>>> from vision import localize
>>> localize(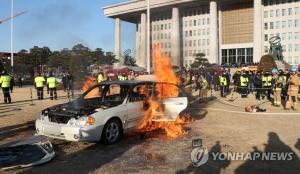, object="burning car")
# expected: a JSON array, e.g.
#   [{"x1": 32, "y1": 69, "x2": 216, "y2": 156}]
[{"x1": 35, "y1": 80, "x2": 188, "y2": 144}]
